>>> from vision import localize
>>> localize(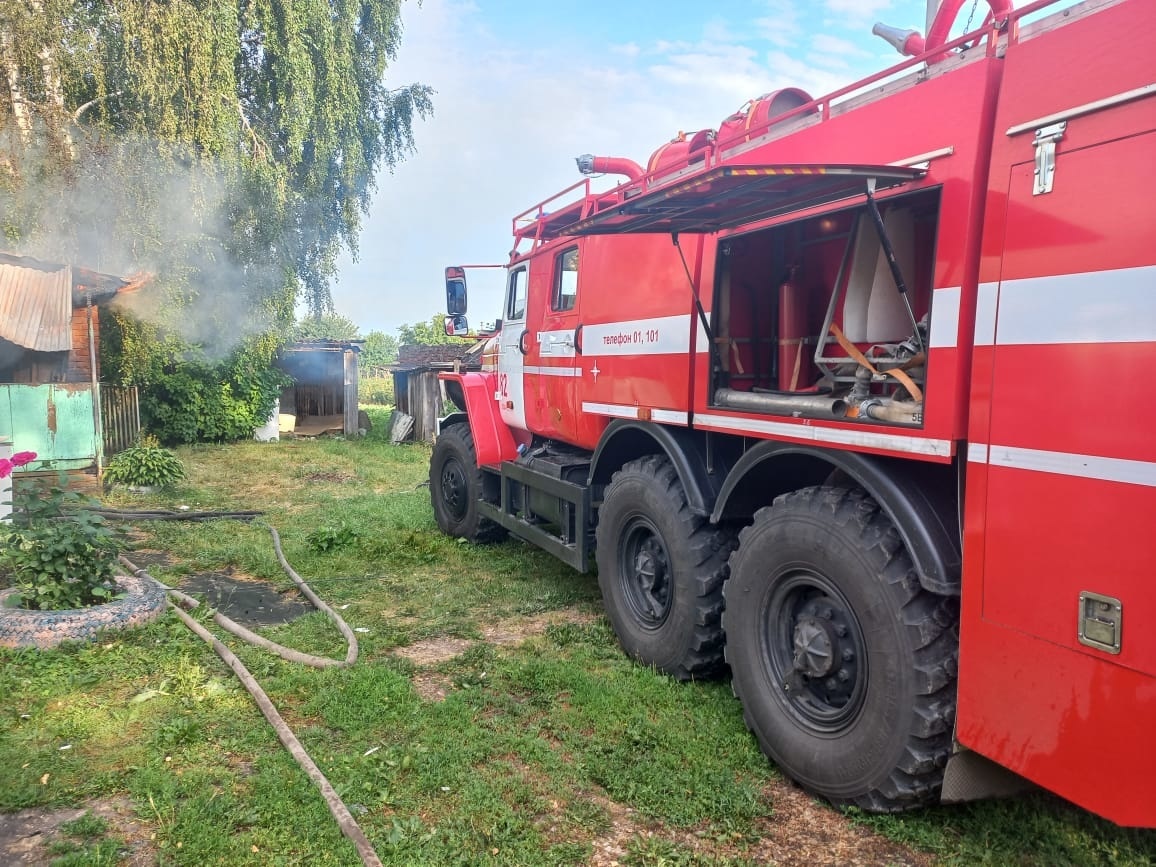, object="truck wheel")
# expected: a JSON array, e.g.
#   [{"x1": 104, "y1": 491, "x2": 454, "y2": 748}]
[
  {"x1": 430, "y1": 424, "x2": 506, "y2": 543},
  {"x1": 723, "y1": 486, "x2": 957, "y2": 811},
  {"x1": 595, "y1": 455, "x2": 735, "y2": 680}
]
